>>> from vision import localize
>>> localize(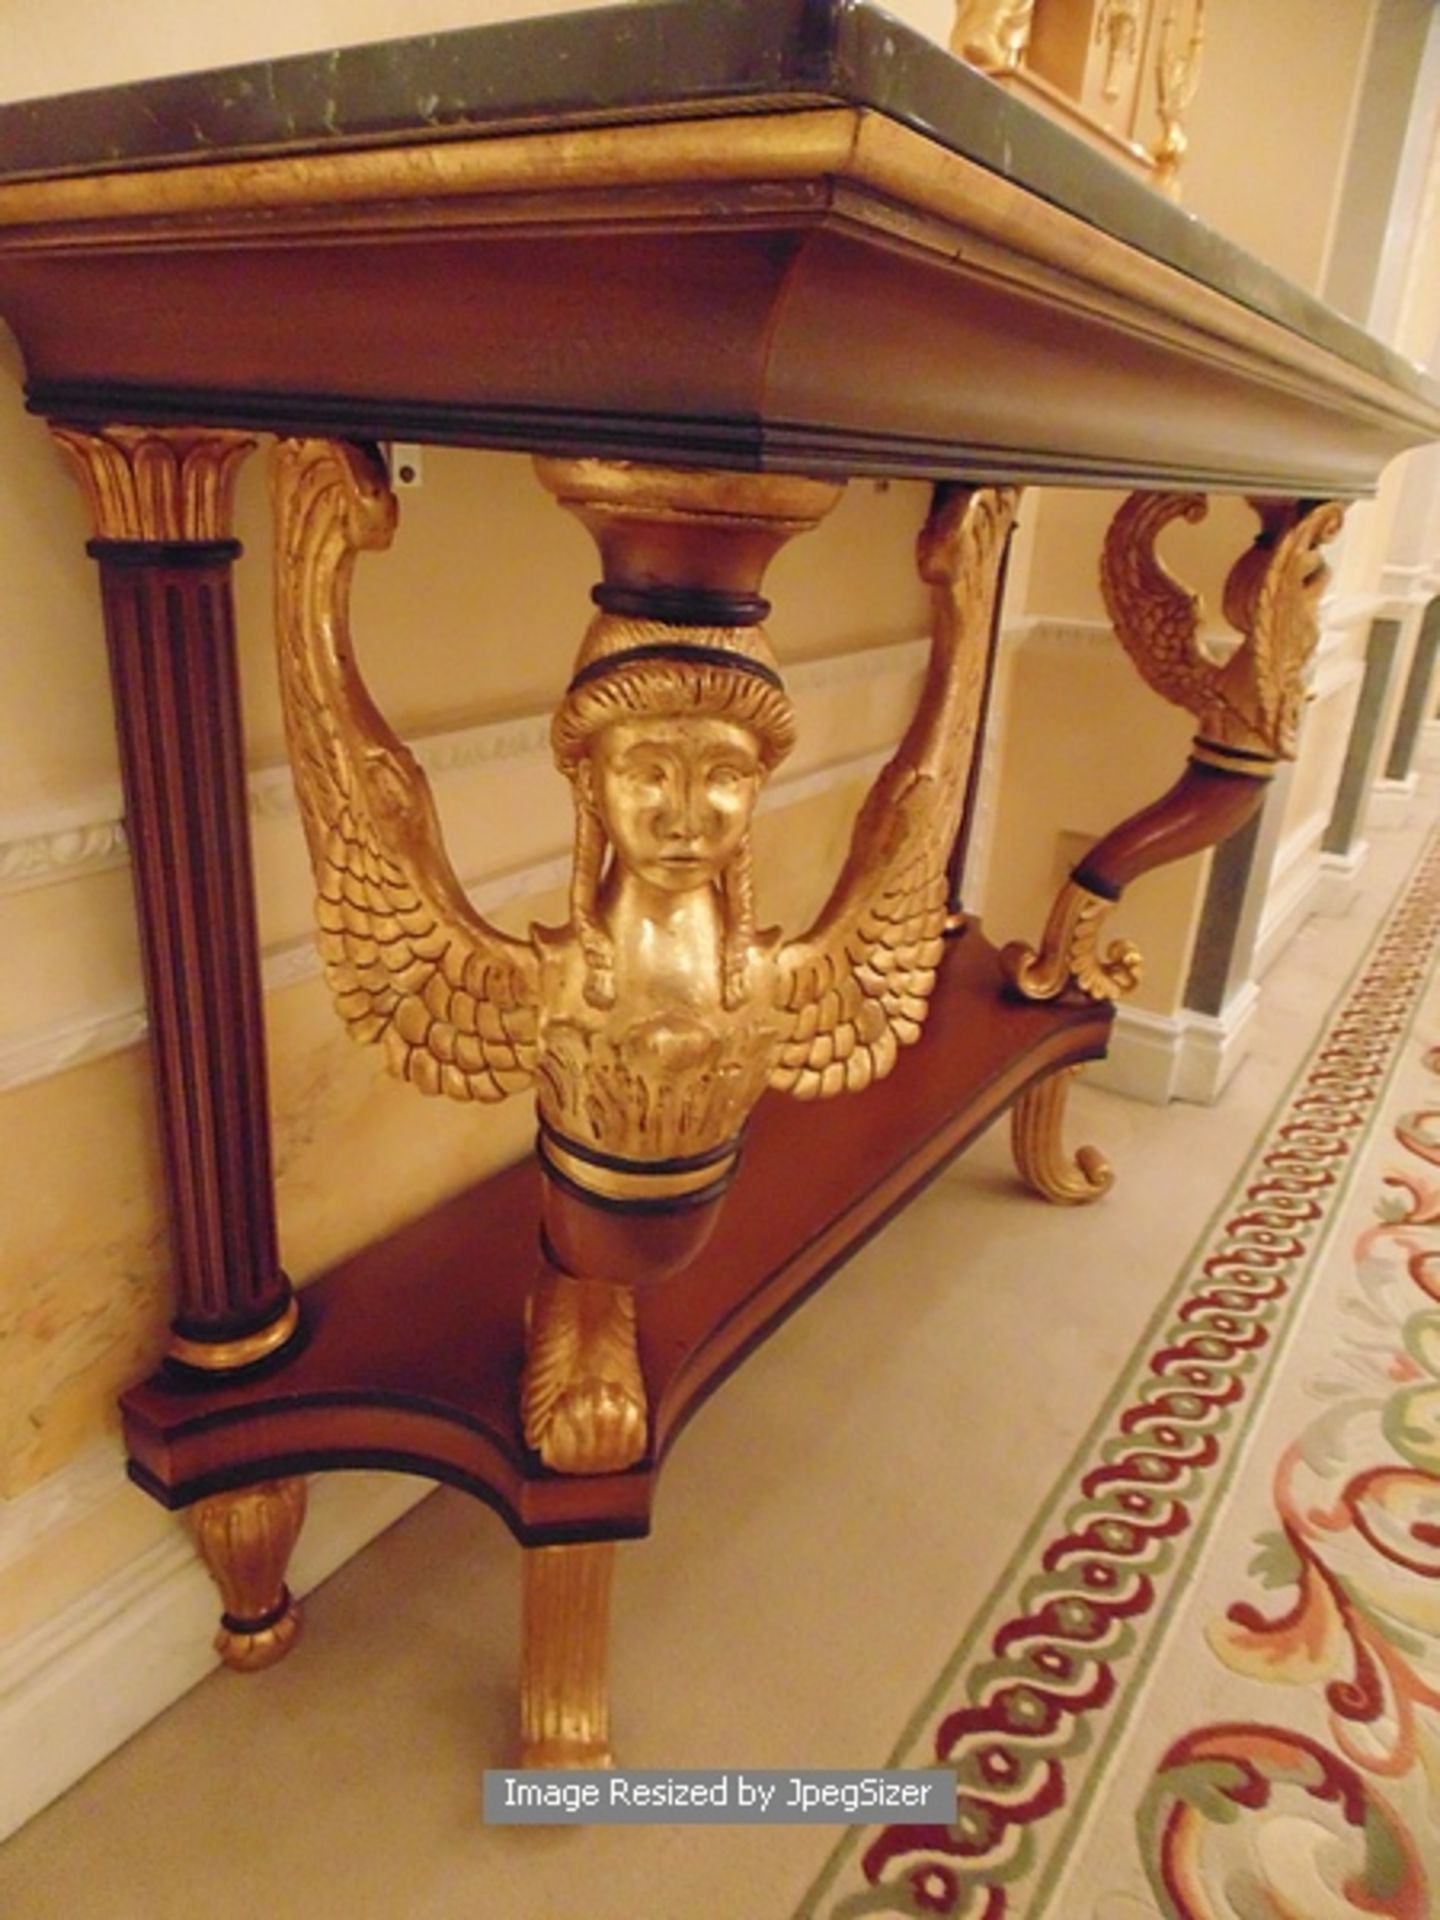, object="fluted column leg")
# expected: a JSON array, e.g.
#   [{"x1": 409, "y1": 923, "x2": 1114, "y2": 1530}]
[{"x1": 51, "y1": 425, "x2": 300, "y2": 1373}]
